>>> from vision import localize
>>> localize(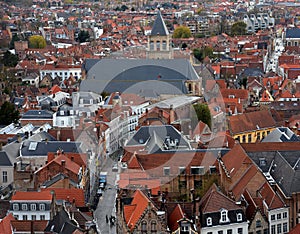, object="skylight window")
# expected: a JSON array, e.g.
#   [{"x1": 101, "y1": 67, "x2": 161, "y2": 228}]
[{"x1": 29, "y1": 142, "x2": 38, "y2": 151}]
